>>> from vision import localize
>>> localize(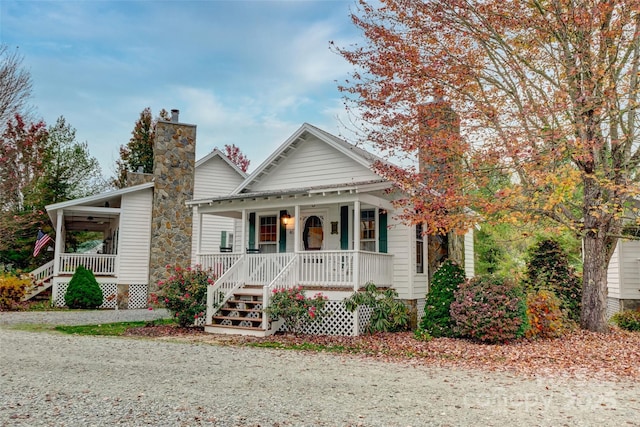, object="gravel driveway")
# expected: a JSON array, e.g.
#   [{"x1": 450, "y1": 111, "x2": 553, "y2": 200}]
[{"x1": 0, "y1": 310, "x2": 639, "y2": 426}]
